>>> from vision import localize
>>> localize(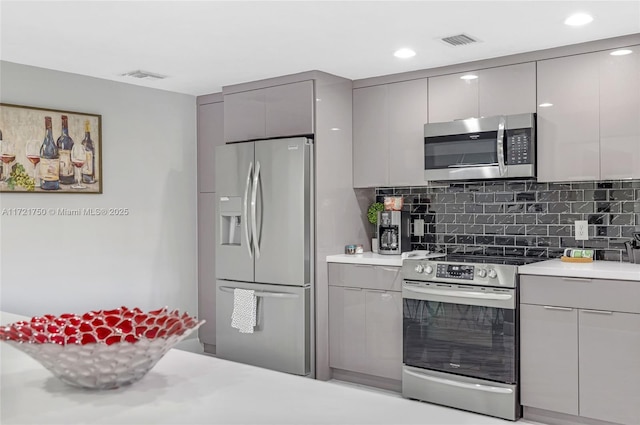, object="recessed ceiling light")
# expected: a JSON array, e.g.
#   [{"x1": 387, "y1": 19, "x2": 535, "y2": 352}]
[
  {"x1": 330, "y1": 128, "x2": 341, "y2": 131},
  {"x1": 564, "y1": 13, "x2": 593, "y2": 26},
  {"x1": 610, "y1": 49, "x2": 633, "y2": 56},
  {"x1": 460, "y1": 74, "x2": 478, "y2": 80},
  {"x1": 539, "y1": 103, "x2": 554, "y2": 108},
  {"x1": 394, "y1": 48, "x2": 416, "y2": 59}
]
